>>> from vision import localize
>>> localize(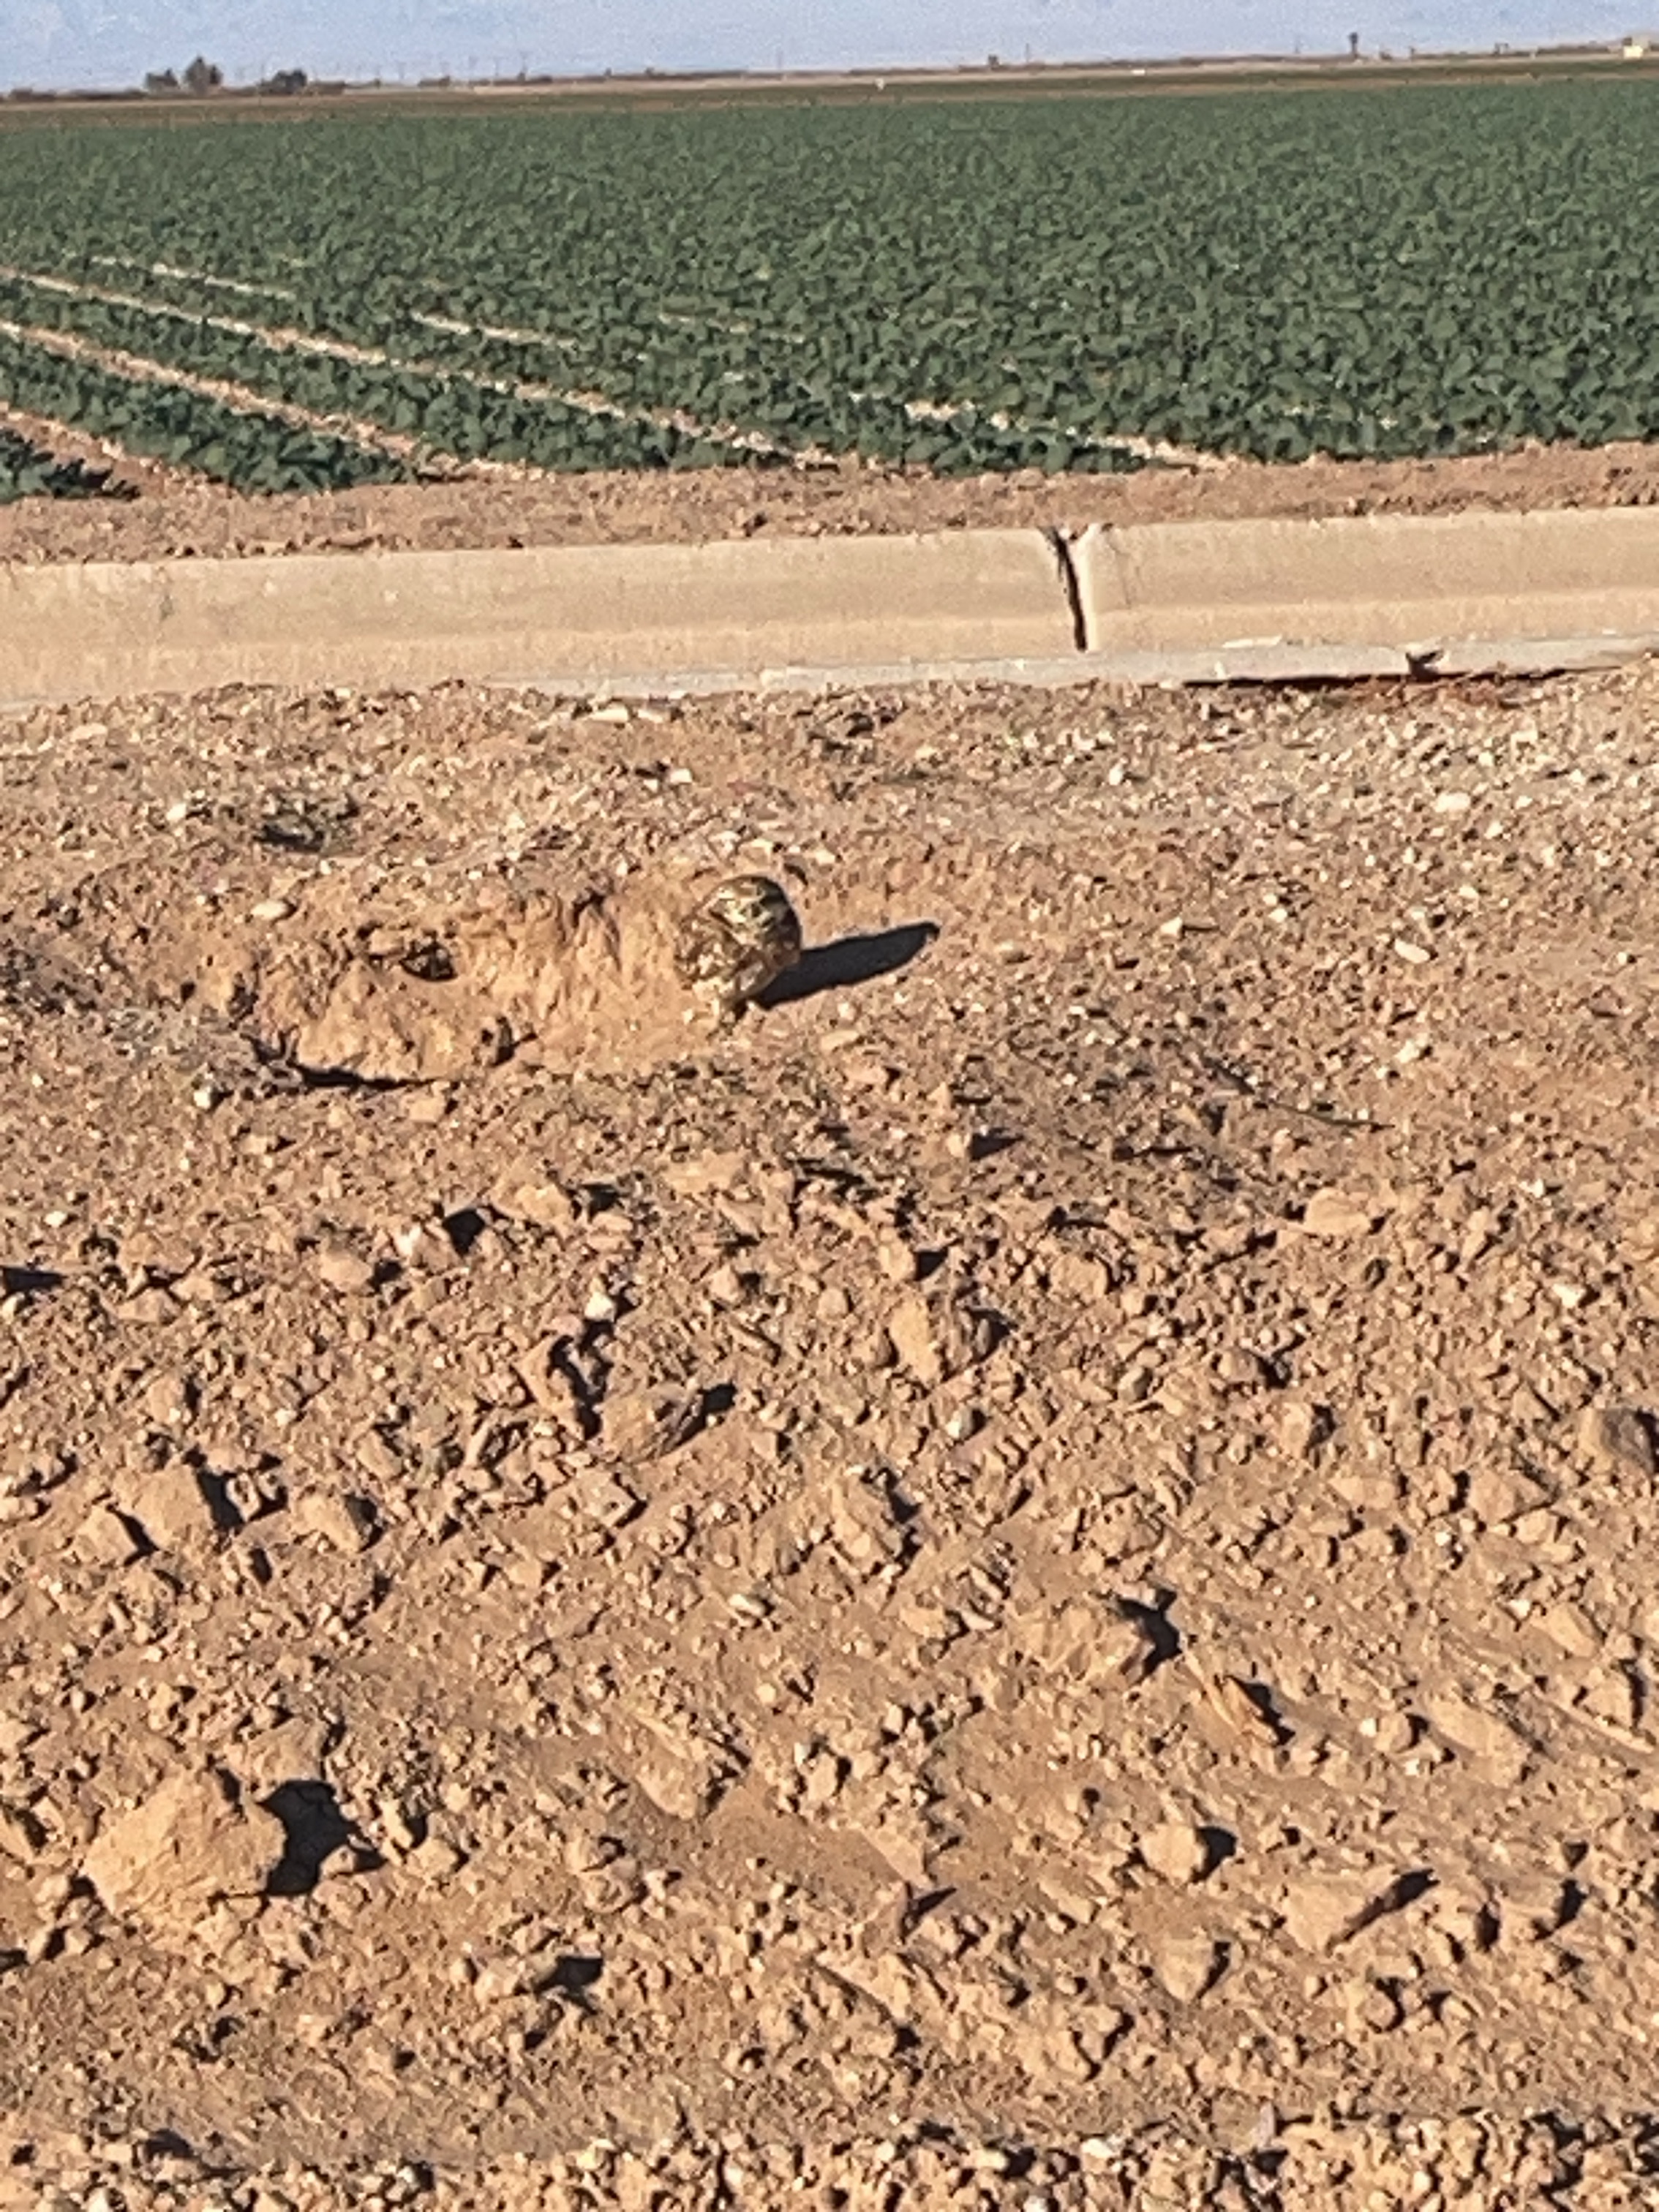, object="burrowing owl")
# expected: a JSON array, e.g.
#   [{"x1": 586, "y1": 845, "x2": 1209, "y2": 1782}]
[{"x1": 673, "y1": 875, "x2": 803, "y2": 1028}]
